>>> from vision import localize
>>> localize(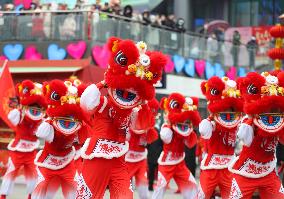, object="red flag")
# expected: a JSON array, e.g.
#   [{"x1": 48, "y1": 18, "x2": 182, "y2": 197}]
[{"x1": 0, "y1": 60, "x2": 16, "y2": 130}]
